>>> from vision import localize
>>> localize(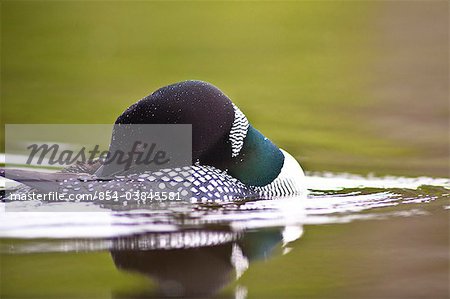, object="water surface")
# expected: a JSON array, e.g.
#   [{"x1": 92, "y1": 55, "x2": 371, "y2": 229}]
[{"x1": 1, "y1": 171, "x2": 448, "y2": 298}]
